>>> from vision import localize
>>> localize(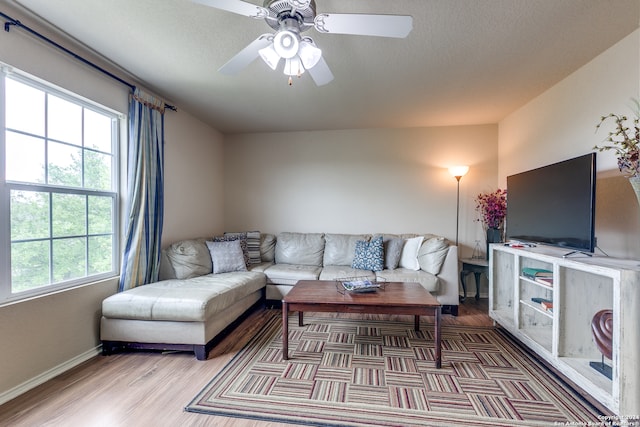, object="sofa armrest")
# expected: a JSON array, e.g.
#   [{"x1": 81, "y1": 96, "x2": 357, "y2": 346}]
[{"x1": 436, "y1": 245, "x2": 459, "y2": 306}]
